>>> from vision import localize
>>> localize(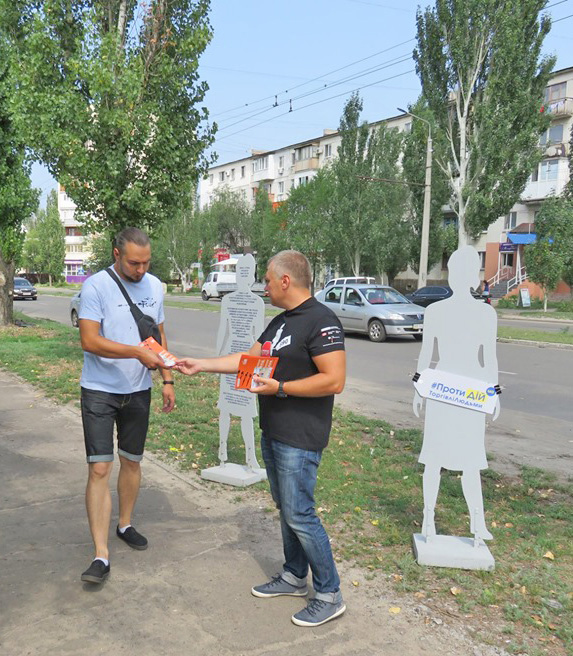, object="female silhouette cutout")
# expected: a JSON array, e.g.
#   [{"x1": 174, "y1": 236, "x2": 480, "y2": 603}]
[
  {"x1": 413, "y1": 246, "x2": 500, "y2": 541},
  {"x1": 216, "y1": 254, "x2": 265, "y2": 470}
]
